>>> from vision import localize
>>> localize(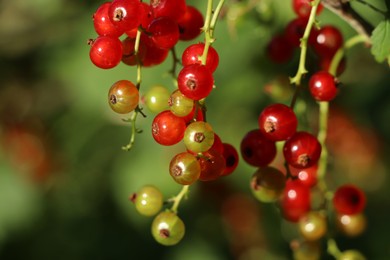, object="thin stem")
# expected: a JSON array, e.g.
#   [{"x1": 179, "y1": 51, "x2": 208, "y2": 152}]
[
  {"x1": 171, "y1": 185, "x2": 190, "y2": 213},
  {"x1": 327, "y1": 238, "x2": 342, "y2": 258},
  {"x1": 122, "y1": 29, "x2": 145, "y2": 151},
  {"x1": 169, "y1": 47, "x2": 180, "y2": 85},
  {"x1": 317, "y1": 102, "x2": 329, "y2": 180},
  {"x1": 290, "y1": 0, "x2": 321, "y2": 86}
]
